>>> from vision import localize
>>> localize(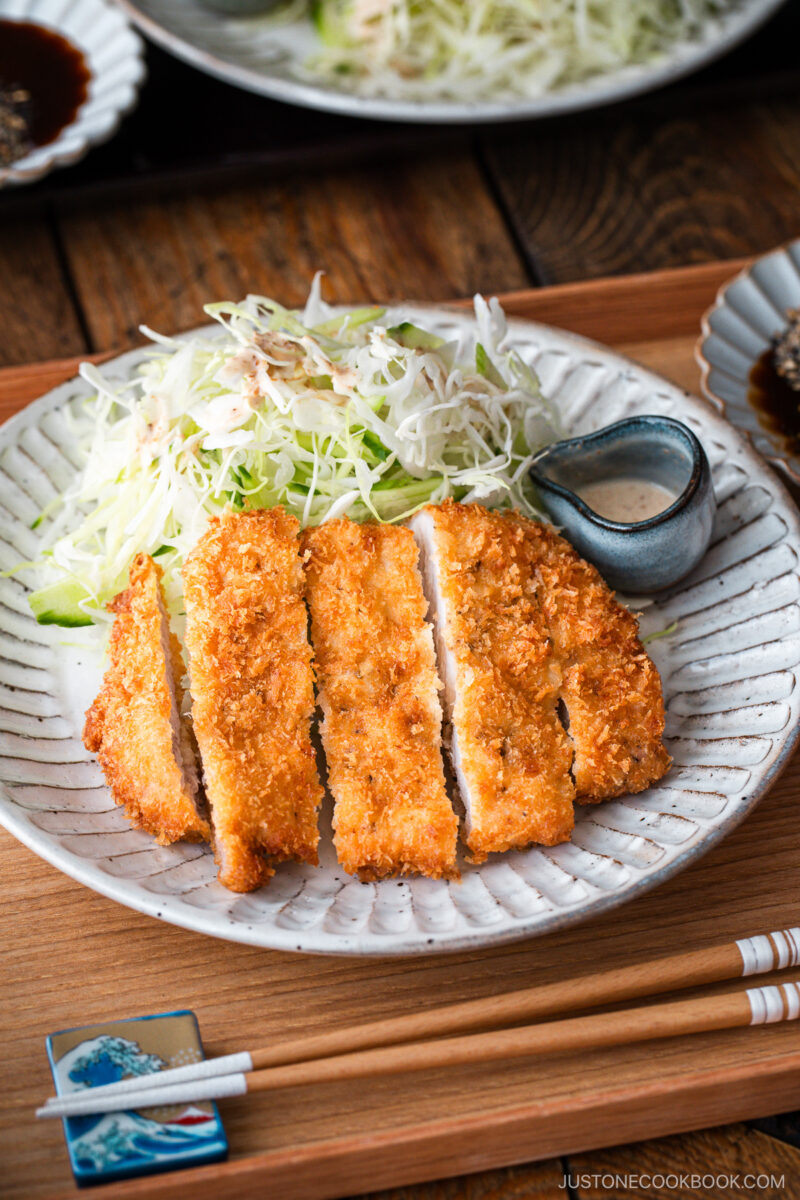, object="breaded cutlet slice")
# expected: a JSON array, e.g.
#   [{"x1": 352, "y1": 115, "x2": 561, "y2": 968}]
[
  {"x1": 410, "y1": 501, "x2": 575, "y2": 862},
  {"x1": 522, "y1": 516, "x2": 671, "y2": 801},
  {"x1": 182, "y1": 509, "x2": 322, "y2": 892},
  {"x1": 301, "y1": 519, "x2": 458, "y2": 881},
  {"x1": 84, "y1": 554, "x2": 209, "y2": 845}
]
